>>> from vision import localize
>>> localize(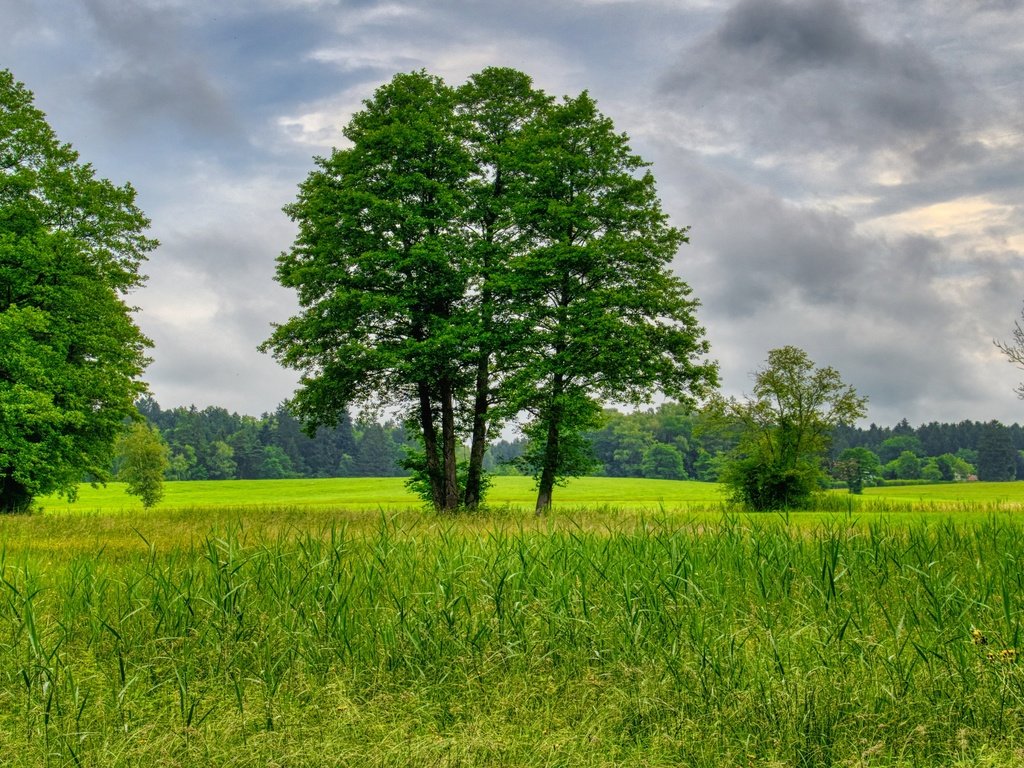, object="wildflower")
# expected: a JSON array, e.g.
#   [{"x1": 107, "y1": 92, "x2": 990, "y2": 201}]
[
  {"x1": 971, "y1": 627, "x2": 988, "y2": 645},
  {"x1": 985, "y1": 648, "x2": 1018, "y2": 663}
]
